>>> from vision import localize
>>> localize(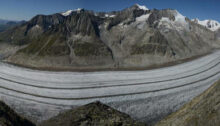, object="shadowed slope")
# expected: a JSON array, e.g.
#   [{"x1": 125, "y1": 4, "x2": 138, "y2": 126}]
[{"x1": 0, "y1": 101, "x2": 35, "y2": 126}]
